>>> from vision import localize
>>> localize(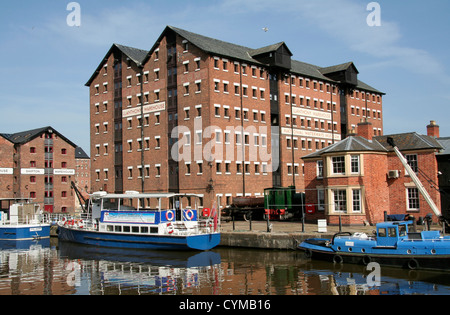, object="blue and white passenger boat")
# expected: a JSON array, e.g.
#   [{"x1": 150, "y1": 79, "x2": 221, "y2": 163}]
[
  {"x1": 299, "y1": 220, "x2": 450, "y2": 271},
  {"x1": 0, "y1": 199, "x2": 51, "y2": 241},
  {"x1": 57, "y1": 192, "x2": 221, "y2": 251}
]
